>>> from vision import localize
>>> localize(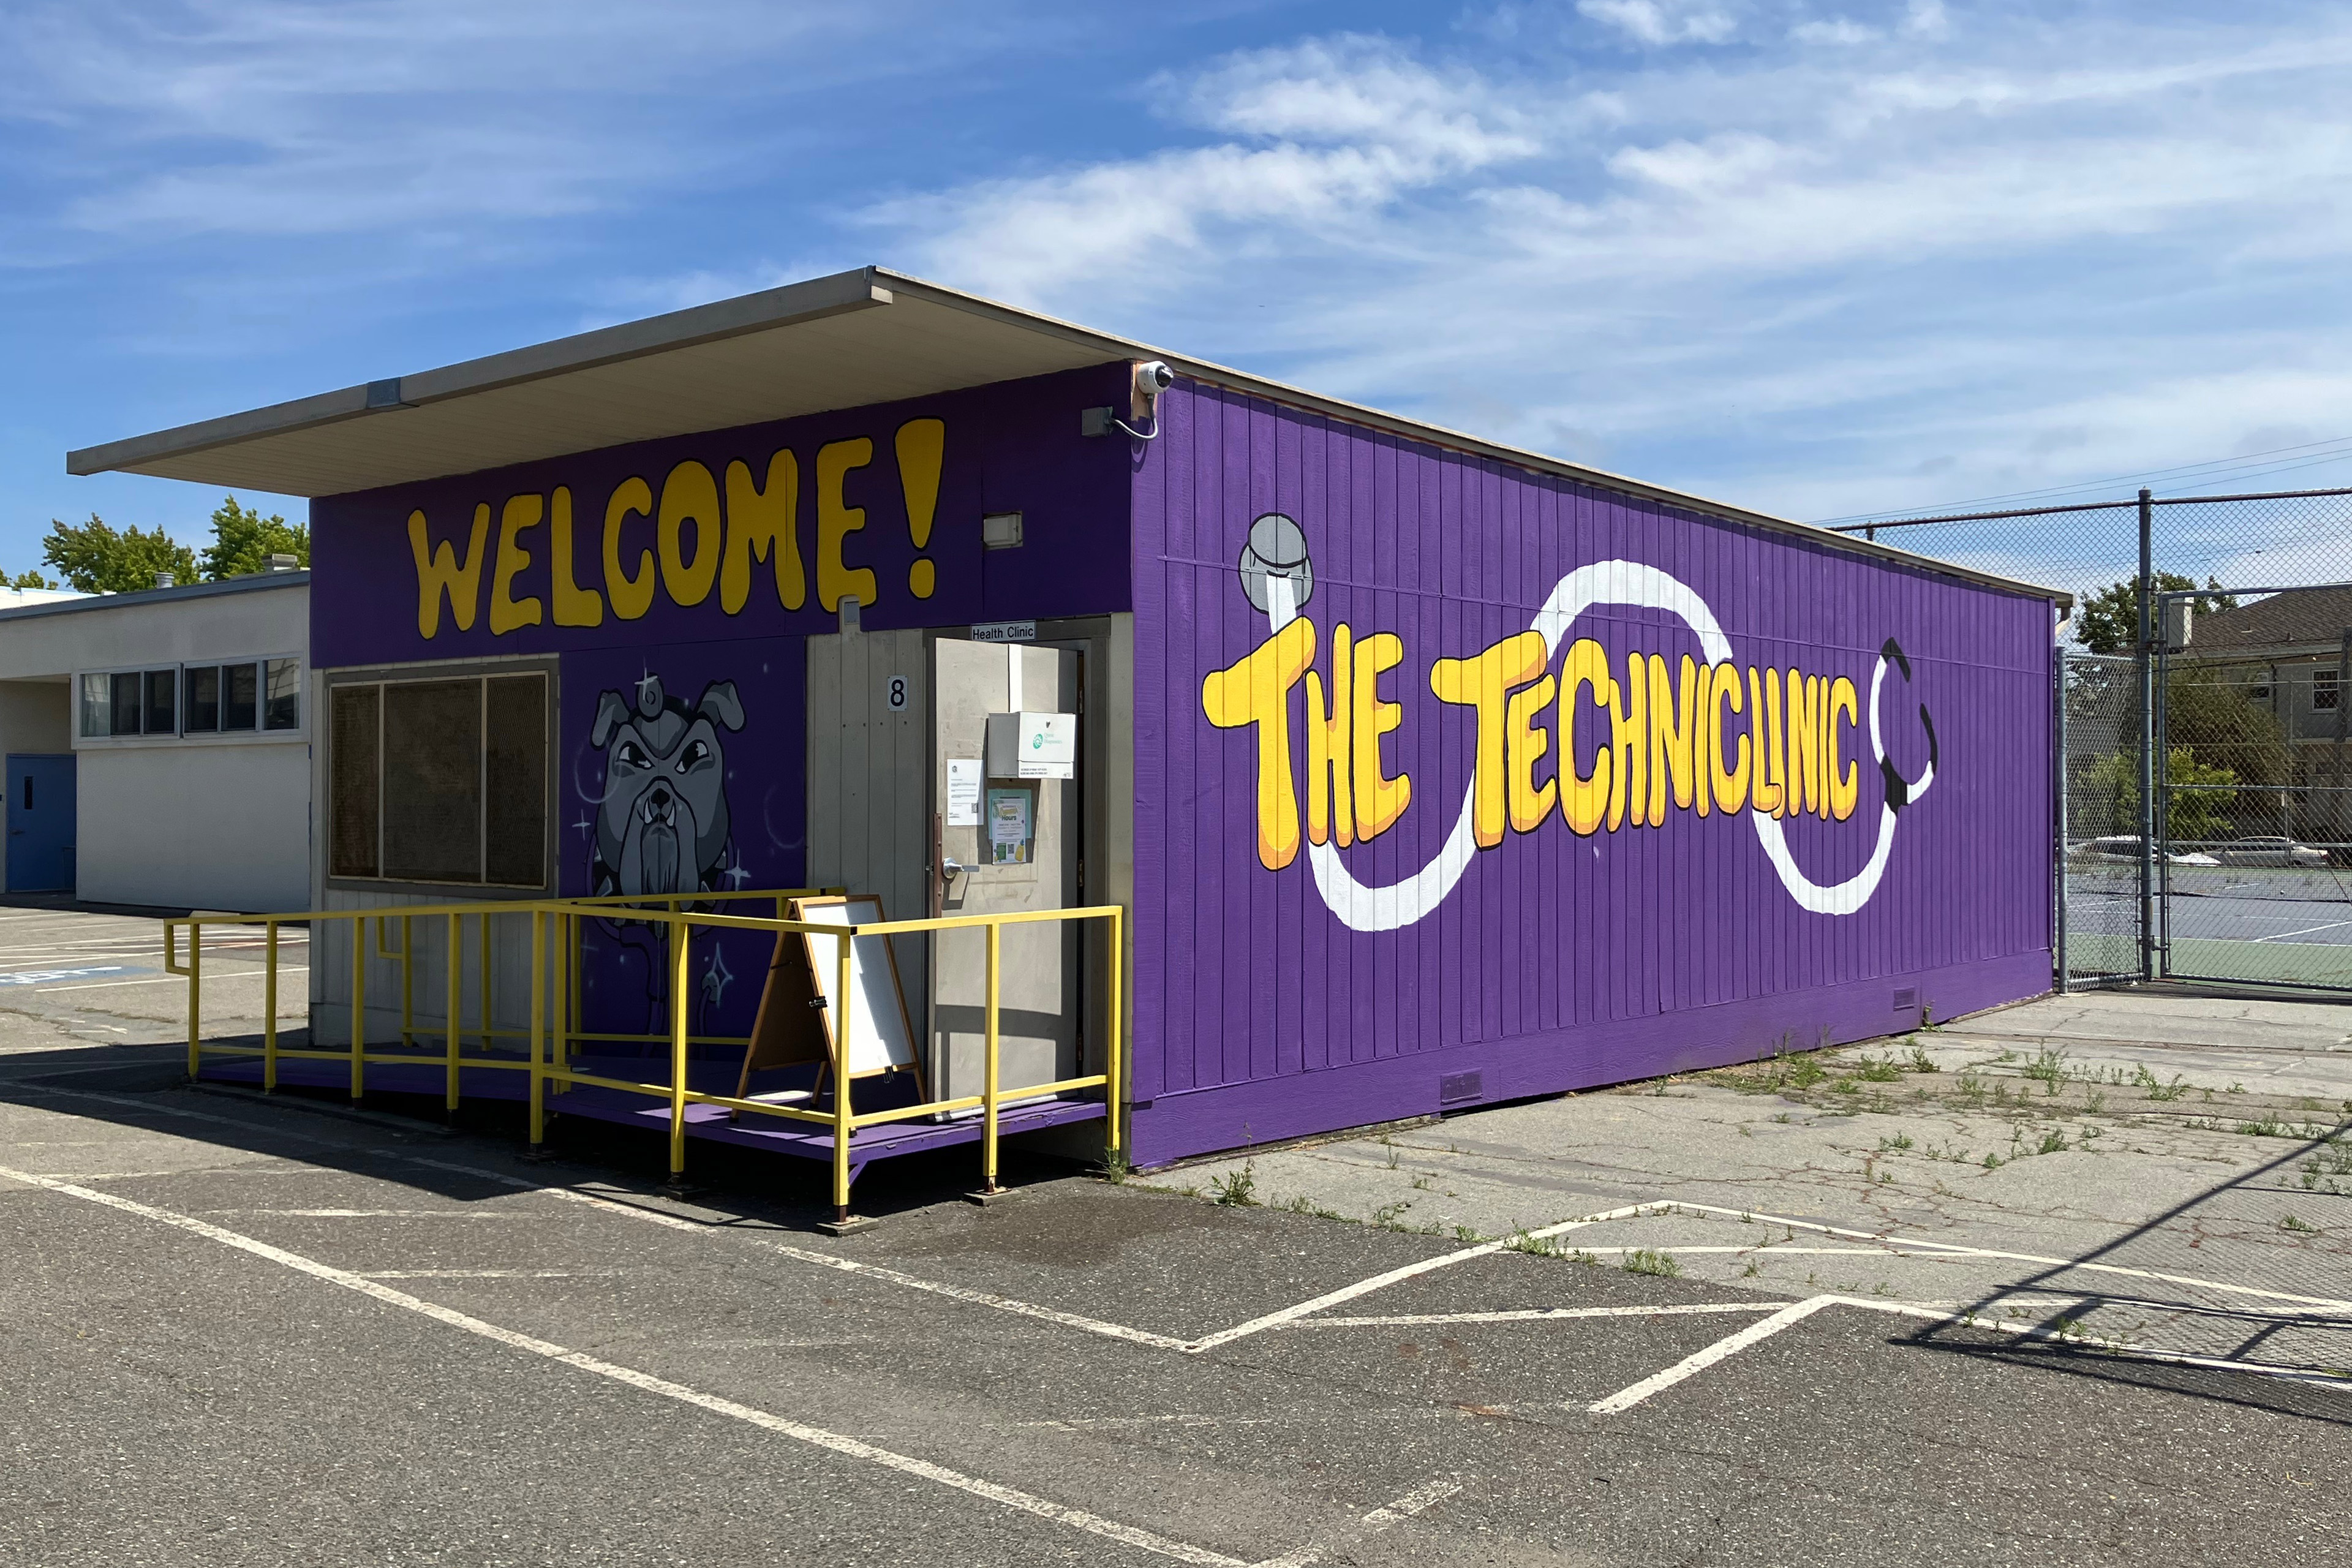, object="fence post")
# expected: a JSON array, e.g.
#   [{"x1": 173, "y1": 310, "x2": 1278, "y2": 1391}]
[
  {"x1": 185, "y1": 921, "x2": 201, "y2": 1080},
  {"x1": 263, "y1": 921, "x2": 279, "y2": 1091},
  {"x1": 2054, "y1": 650, "x2": 2068, "y2": 991},
  {"x1": 2136, "y1": 486, "x2": 2156, "y2": 984},
  {"x1": 666, "y1": 918, "x2": 689, "y2": 1190},
  {"x1": 445, "y1": 913, "x2": 462, "y2": 1114},
  {"x1": 350, "y1": 914, "x2": 366, "y2": 1100},
  {"x1": 529, "y1": 910, "x2": 546, "y2": 1151},
  {"x1": 832, "y1": 923, "x2": 854, "y2": 1224},
  {"x1": 982, "y1": 920, "x2": 1001, "y2": 1196}
]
